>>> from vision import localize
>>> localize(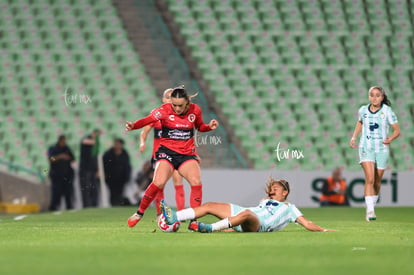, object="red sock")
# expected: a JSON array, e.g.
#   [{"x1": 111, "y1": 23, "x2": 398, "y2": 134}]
[
  {"x1": 190, "y1": 185, "x2": 202, "y2": 208},
  {"x1": 154, "y1": 189, "x2": 165, "y2": 215},
  {"x1": 138, "y1": 183, "x2": 162, "y2": 214},
  {"x1": 174, "y1": 185, "x2": 185, "y2": 210}
]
